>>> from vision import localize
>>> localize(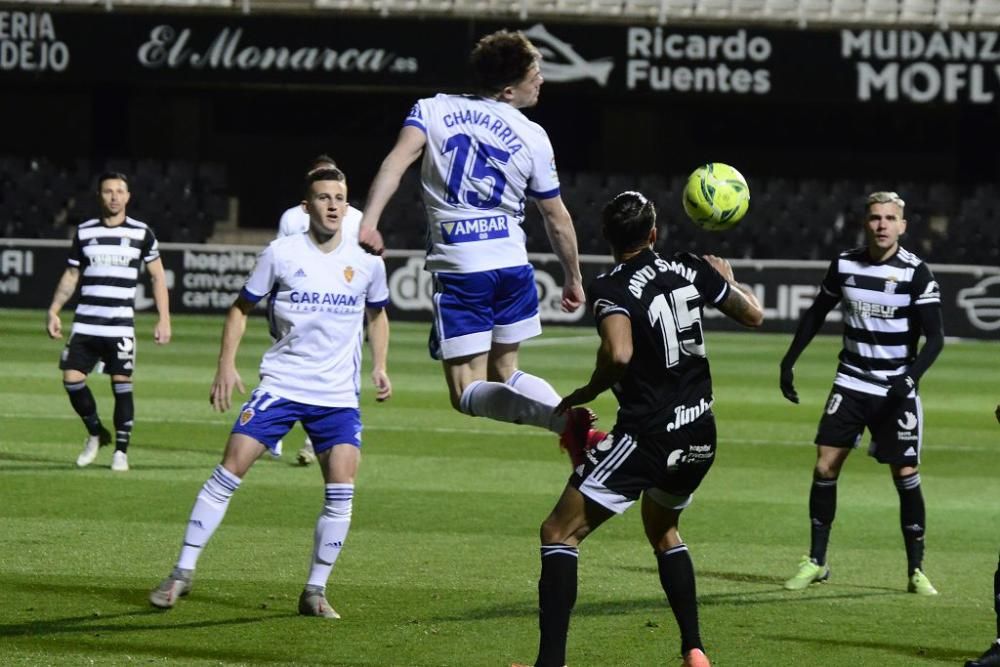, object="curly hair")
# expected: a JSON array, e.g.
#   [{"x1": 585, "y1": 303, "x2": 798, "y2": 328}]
[{"x1": 469, "y1": 30, "x2": 540, "y2": 95}]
